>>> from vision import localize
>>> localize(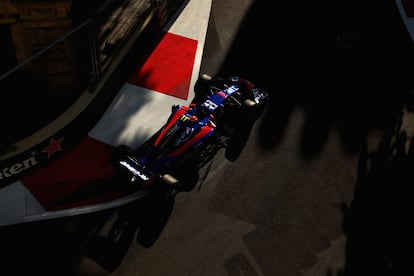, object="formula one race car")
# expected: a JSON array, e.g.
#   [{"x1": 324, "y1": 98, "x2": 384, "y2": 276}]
[{"x1": 111, "y1": 73, "x2": 269, "y2": 194}]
